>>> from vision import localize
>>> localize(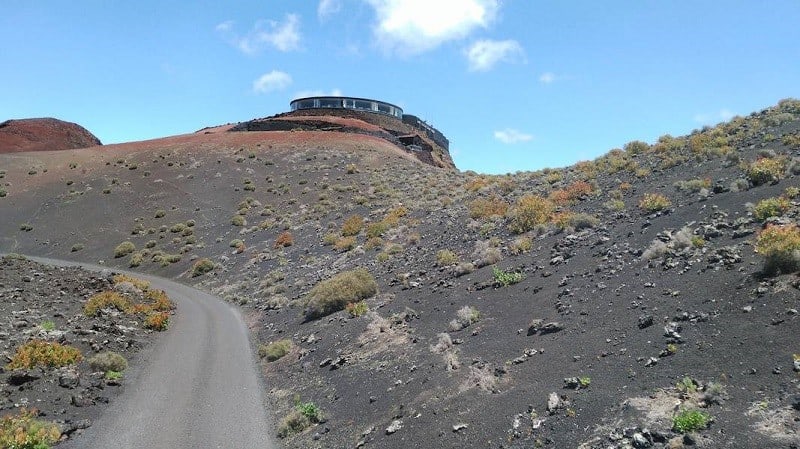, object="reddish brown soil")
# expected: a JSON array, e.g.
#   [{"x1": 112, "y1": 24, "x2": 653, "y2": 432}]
[{"x1": 0, "y1": 118, "x2": 101, "y2": 153}]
